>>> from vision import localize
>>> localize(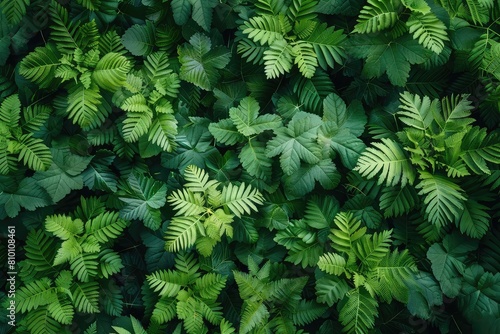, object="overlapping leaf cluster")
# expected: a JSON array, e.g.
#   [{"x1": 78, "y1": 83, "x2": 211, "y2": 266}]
[{"x1": 0, "y1": 0, "x2": 499, "y2": 333}]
